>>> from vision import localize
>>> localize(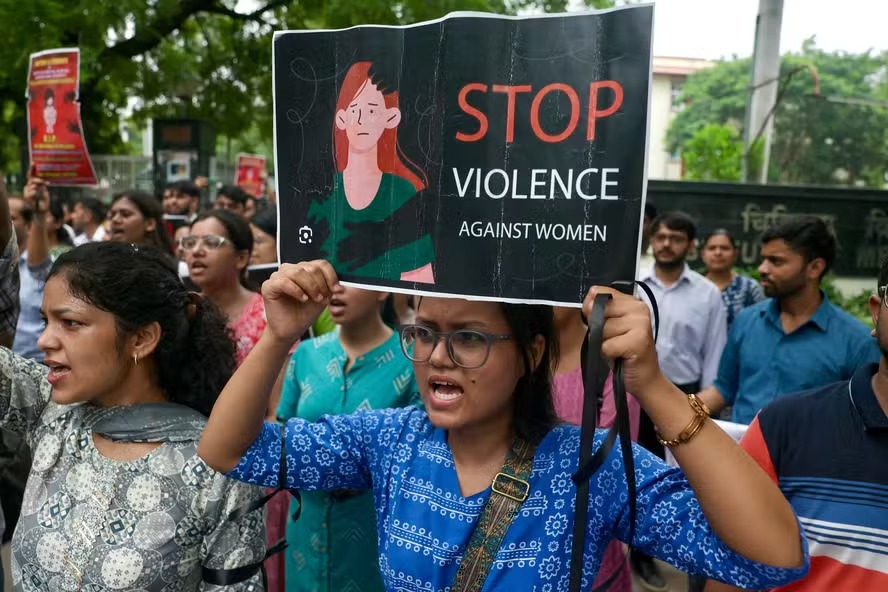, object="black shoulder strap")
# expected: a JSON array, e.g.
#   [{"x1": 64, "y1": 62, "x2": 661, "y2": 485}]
[
  {"x1": 203, "y1": 422, "x2": 301, "y2": 586},
  {"x1": 568, "y1": 281, "x2": 659, "y2": 592}
]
